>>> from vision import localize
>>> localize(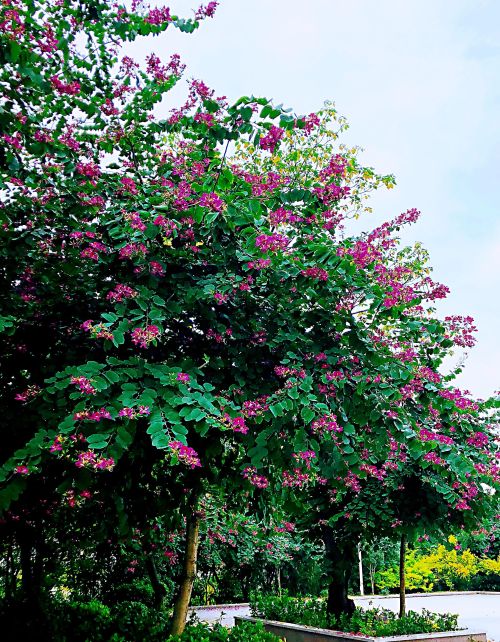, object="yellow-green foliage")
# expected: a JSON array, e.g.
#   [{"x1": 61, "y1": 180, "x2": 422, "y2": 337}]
[{"x1": 374, "y1": 536, "x2": 500, "y2": 593}]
